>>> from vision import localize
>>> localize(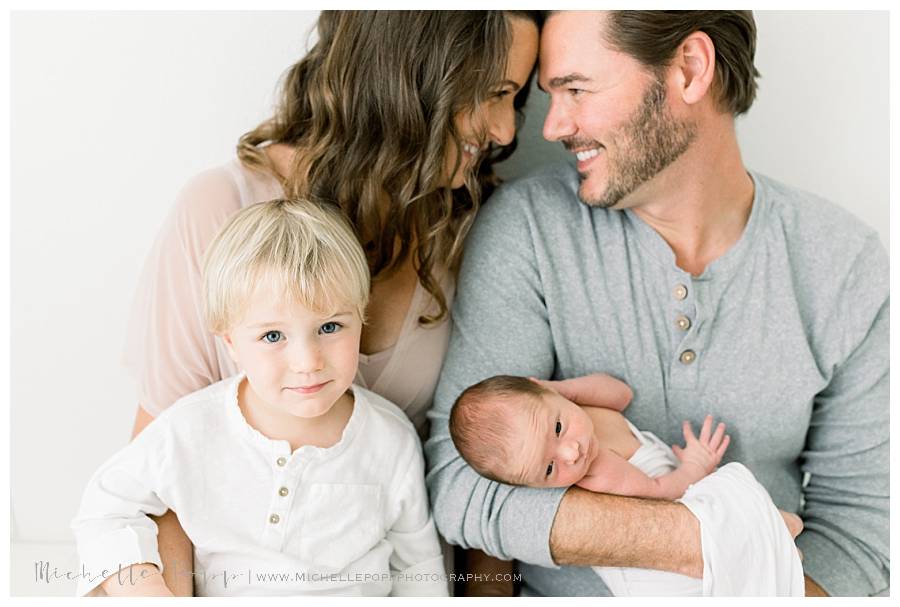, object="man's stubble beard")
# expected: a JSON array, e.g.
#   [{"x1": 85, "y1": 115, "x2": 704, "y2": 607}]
[{"x1": 578, "y1": 76, "x2": 698, "y2": 209}]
